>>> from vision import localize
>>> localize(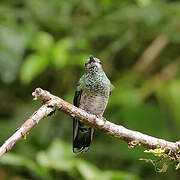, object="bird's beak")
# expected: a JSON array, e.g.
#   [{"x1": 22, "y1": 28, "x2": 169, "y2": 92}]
[{"x1": 89, "y1": 55, "x2": 95, "y2": 63}]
